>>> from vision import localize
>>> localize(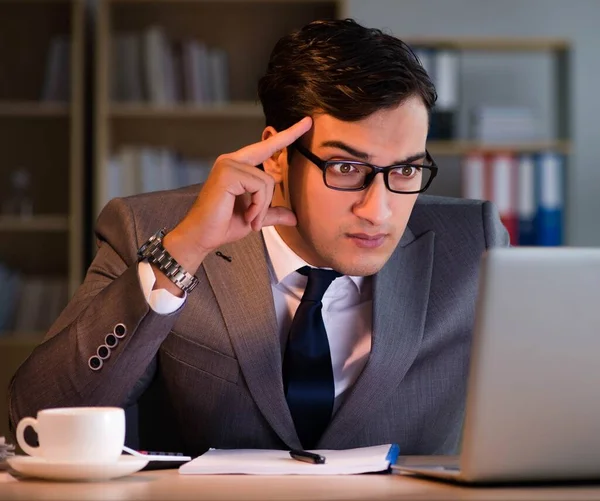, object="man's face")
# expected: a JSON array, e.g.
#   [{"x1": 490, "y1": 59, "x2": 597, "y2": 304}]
[{"x1": 265, "y1": 96, "x2": 429, "y2": 276}]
